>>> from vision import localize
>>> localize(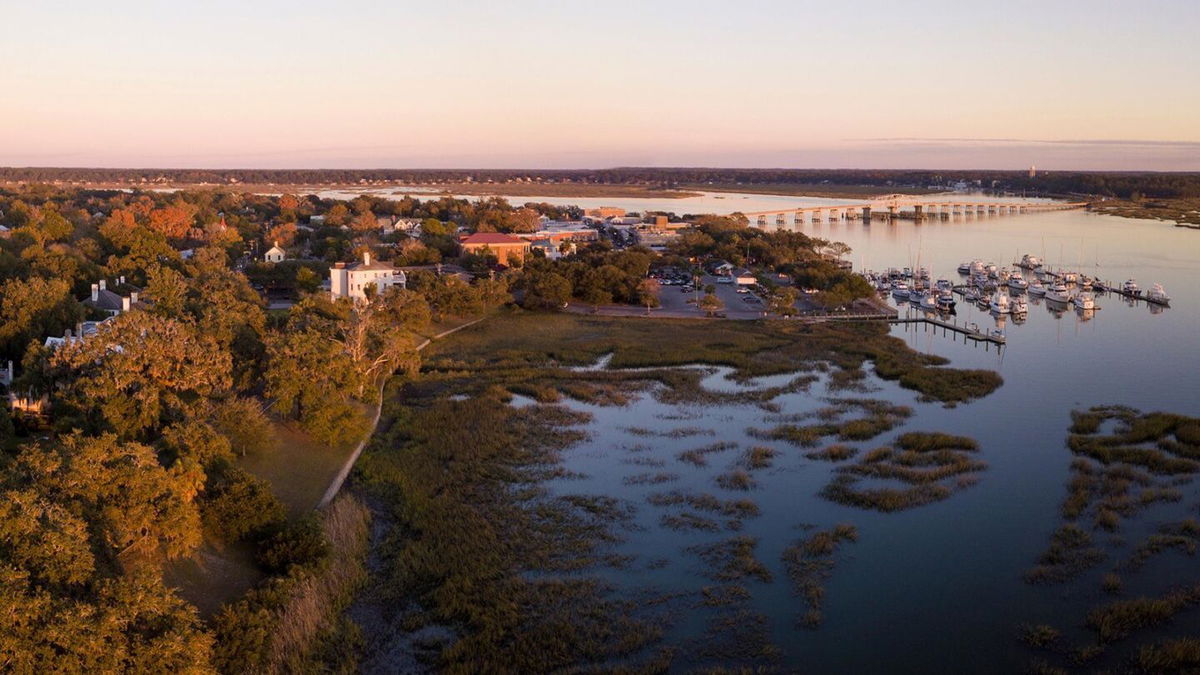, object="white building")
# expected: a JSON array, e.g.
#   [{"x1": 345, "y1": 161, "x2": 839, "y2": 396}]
[
  {"x1": 264, "y1": 241, "x2": 287, "y2": 263},
  {"x1": 330, "y1": 251, "x2": 406, "y2": 301}
]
